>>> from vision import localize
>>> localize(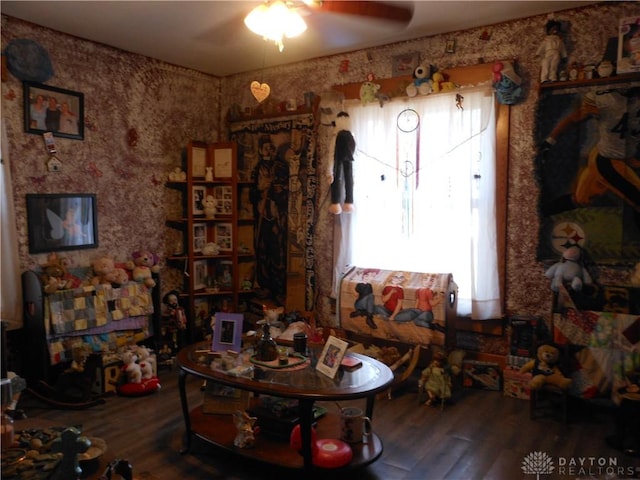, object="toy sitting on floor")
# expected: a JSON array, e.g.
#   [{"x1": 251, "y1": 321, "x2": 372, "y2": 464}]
[
  {"x1": 418, "y1": 350, "x2": 452, "y2": 408},
  {"x1": 115, "y1": 348, "x2": 161, "y2": 396},
  {"x1": 519, "y1": 343, "x2": 572, "y2": 390}
]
